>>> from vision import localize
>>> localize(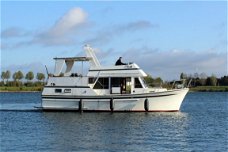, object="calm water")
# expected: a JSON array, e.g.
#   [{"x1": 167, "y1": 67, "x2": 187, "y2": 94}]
[{"x1": 0, "y1": 92, "x2": 227, "y2": 151}]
